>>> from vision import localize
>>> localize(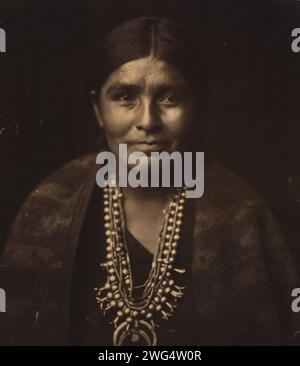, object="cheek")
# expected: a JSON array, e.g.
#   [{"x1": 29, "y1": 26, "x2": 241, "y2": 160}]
[
  {"x1": 100, "y1": 102, "x2": 133, "y2": 137},
  {"x1": 162, "y1": 107, "x2": 192, "y2": 138}
]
